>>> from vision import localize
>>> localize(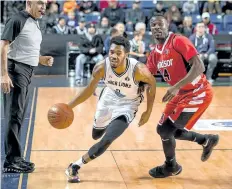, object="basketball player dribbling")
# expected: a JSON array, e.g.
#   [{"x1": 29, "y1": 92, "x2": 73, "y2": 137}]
[
  {"x1": 146, "y1": 16, "x2": 219, "y2": 178},
  {"x1": 65, "y1": 36, "x2": 156, "y2": 182}
]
